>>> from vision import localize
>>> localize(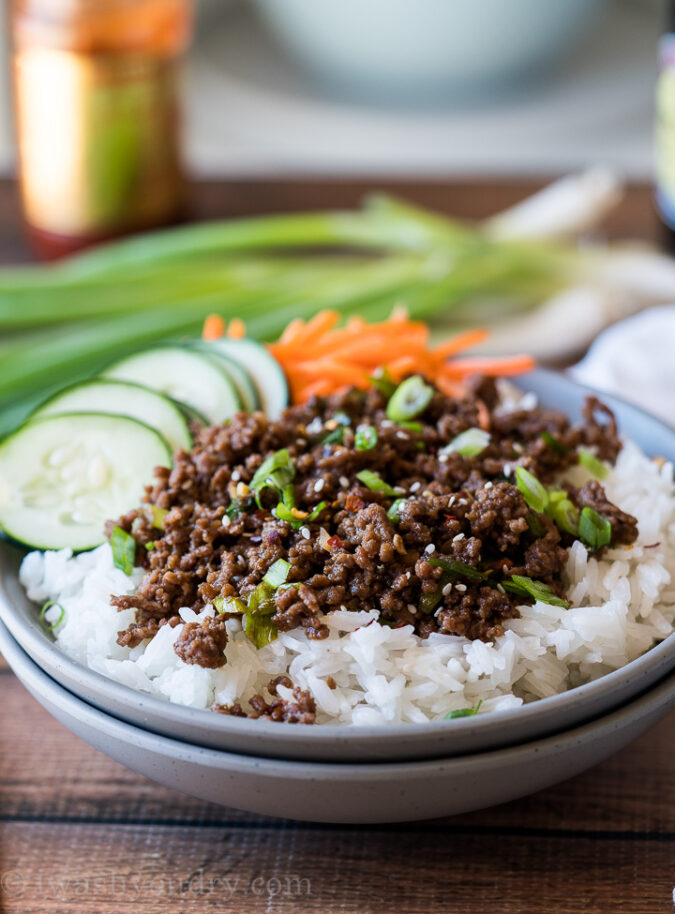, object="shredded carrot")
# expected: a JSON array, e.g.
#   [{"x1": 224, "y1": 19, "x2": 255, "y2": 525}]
[
  {"x1": 202, "y1": 313, "x2": 226, "y2": 341},
  {"x1": 227, "y1": 317, "x2": 246, "y2": 340},
  {"x1": 203, "y1": 309, "x2": 536, "y2": 405}
]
